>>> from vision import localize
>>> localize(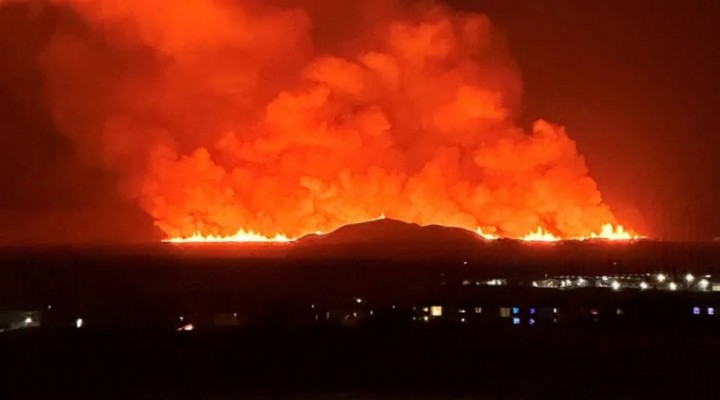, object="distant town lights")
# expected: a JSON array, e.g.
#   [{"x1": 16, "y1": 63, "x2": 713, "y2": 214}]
[
  {"x1": 611, "y1": 281, "x2": 621, "y2": 291},
  {"x1": 640, "y1": 282, "x2": 649, "y2": 290},
  {"x1": 685, "y1": 273, "x2": 695, "y2": 283},
  {"x1": 657, "y1": 273, "x2": 667, "y2": 283},
  {"x1": 669, "y1": 282, "x2": 678, "y2": 291},
  {"x1": 699, "y1": 279, "x2": 710, "y2": 290},
  {"x1": 76, "y1": 318, "x2": 84, "y2": 328}
]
